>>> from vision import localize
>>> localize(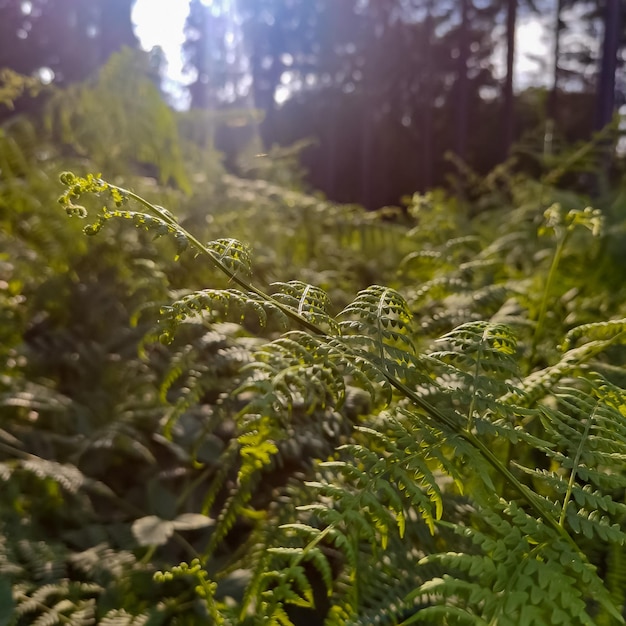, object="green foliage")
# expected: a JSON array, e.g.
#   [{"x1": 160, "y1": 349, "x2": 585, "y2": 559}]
[
  {"x1": 46, "y1": 50, "x2": 191, "y2": 192},
  {"x1": 3, "y1": 53, "x2": 626, "y2": 625},
  {"x1": 46, "y1": 169, "x2": 626, "y2": 625},
  {"x1": 0, "y1": 69, "x2": 44, "y2": 110}
]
